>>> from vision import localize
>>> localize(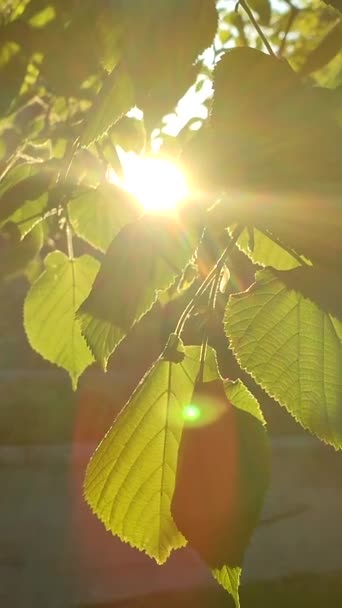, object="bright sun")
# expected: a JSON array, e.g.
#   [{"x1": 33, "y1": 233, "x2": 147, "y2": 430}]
[{"x1": 108, "y1": 152, "x2": 188, "y2": 213}]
